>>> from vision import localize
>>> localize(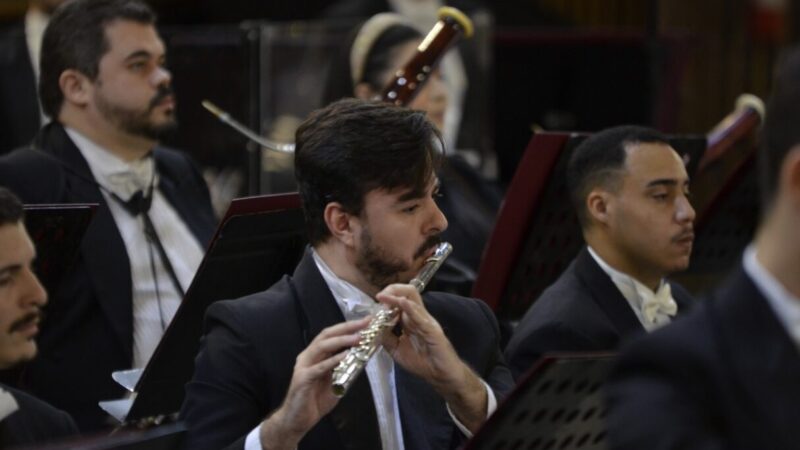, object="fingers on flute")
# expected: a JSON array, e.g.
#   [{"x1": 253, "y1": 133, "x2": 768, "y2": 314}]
[{"x1": 297, "y1": 317, "x2": 370, "y2": 366}]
